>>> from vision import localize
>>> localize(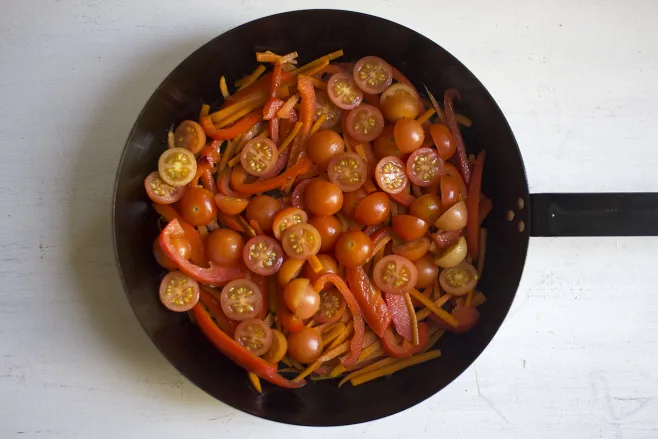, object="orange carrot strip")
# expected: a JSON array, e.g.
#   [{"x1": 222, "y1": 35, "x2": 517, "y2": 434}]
[
  {"x1": 416, "y1": 108, "x2": 436, "y2": 125},
  {"x1": 404, "y1": 293, "x2": 420, "y2": 346},
  {"x1": 293, "y1": 340, "x2": 351, "y2": 382},
  {"x1": 236, "y1": 65, "x2": 266, "y2": 89},
  {"x1": 248, "y1": 372, "x2": 262, "y2": 393},
  {"x1": 278, "y1": 121, "x2": 303, "y2": 154},
  {"x1": 409, "y1": 289, "x2": 458, "y2": 328},
  {"x1": 415, "y1": 294, "x2": 453, "y2": 321},
  {"x1": 309, "y1": 114, "x2": 327, "y2": 137},
  {"x1": 350, "y1": 350, "x2": 441, "y2": 386},
  {"x1": 295, "y1": 50, "x2": 344, "y2": 74},
  {"x1": 338, "y1": 357, "x2": 397, "y2": 387},
  {"x1": 219, "y1": 76, "x2": 230, "y2": 98},
  {"x1": 199, "y1": 104, "x2": 210, "y2": 119}
]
